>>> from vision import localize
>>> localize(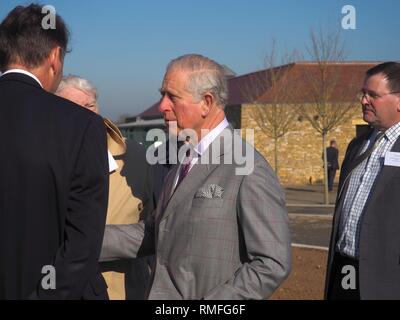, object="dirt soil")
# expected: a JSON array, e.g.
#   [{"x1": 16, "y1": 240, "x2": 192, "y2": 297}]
[{"x1": 270, "y1": 246, "x2": 328, "y2": 300}]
